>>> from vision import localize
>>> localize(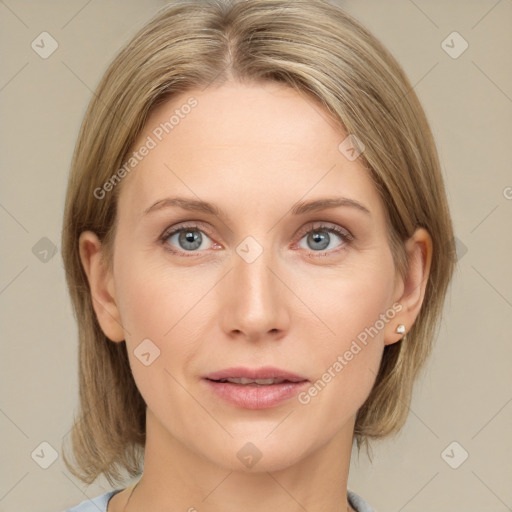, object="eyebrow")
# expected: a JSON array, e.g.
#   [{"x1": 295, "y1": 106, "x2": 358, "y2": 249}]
[{"x1": 143, "y1": 196, "x2": 371, "y2": 219}]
